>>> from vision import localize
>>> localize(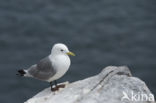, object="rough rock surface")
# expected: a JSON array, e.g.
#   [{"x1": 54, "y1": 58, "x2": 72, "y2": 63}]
[{"x1": 25, "y1": 66, "x2": 155, "y2": 103}]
